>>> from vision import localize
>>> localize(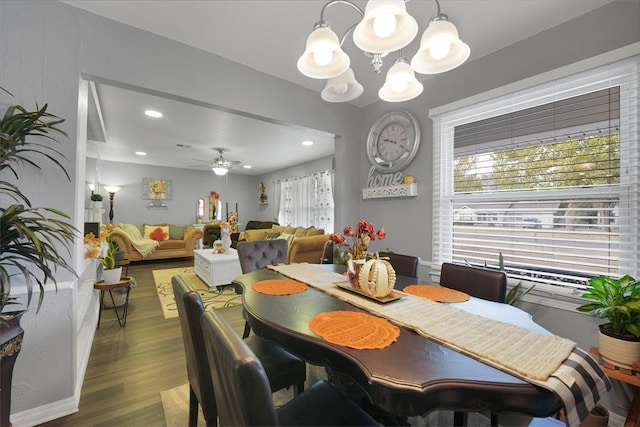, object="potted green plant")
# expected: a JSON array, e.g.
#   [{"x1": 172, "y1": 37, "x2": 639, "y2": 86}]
[
  {"x1": 90, "y1": 192, "x2": 103, "y2": 202},
  {"x1": 0, "y1": 91, "x2": 76, "y2": 427},
  {"x1": 576, "y1": 274, "x2": 640, "y2": 369}
]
